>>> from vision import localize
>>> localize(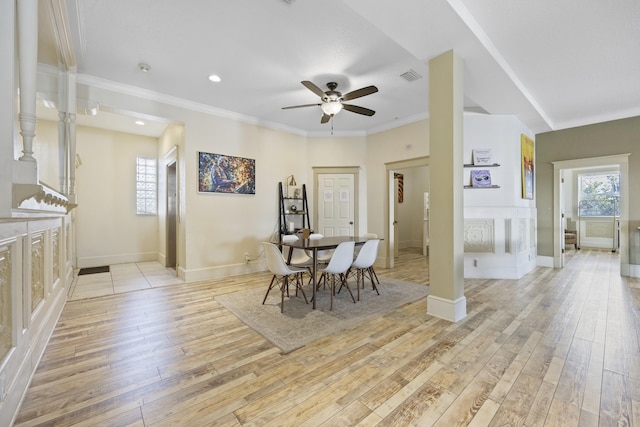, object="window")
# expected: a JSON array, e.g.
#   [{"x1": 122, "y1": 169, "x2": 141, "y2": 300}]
[
  {"x1": 136, "y1": 157, "x2": 157, "y2": 215},
  {"x1": 578, "y1": 171, "x2": 620, "y2": 217}
]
